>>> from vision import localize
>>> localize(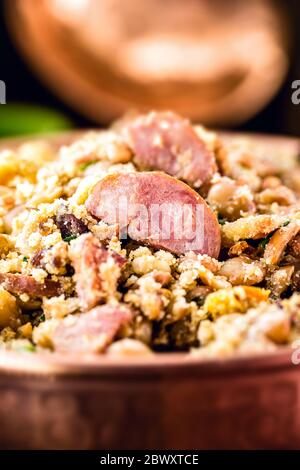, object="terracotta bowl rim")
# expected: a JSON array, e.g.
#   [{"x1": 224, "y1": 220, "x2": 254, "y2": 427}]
[
  {"x1": 0, "y1": 346, "x2": 296, "y2": 378},
  {"x1": 0, "y1": 130, "x2": 298, "y2": 377}
]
